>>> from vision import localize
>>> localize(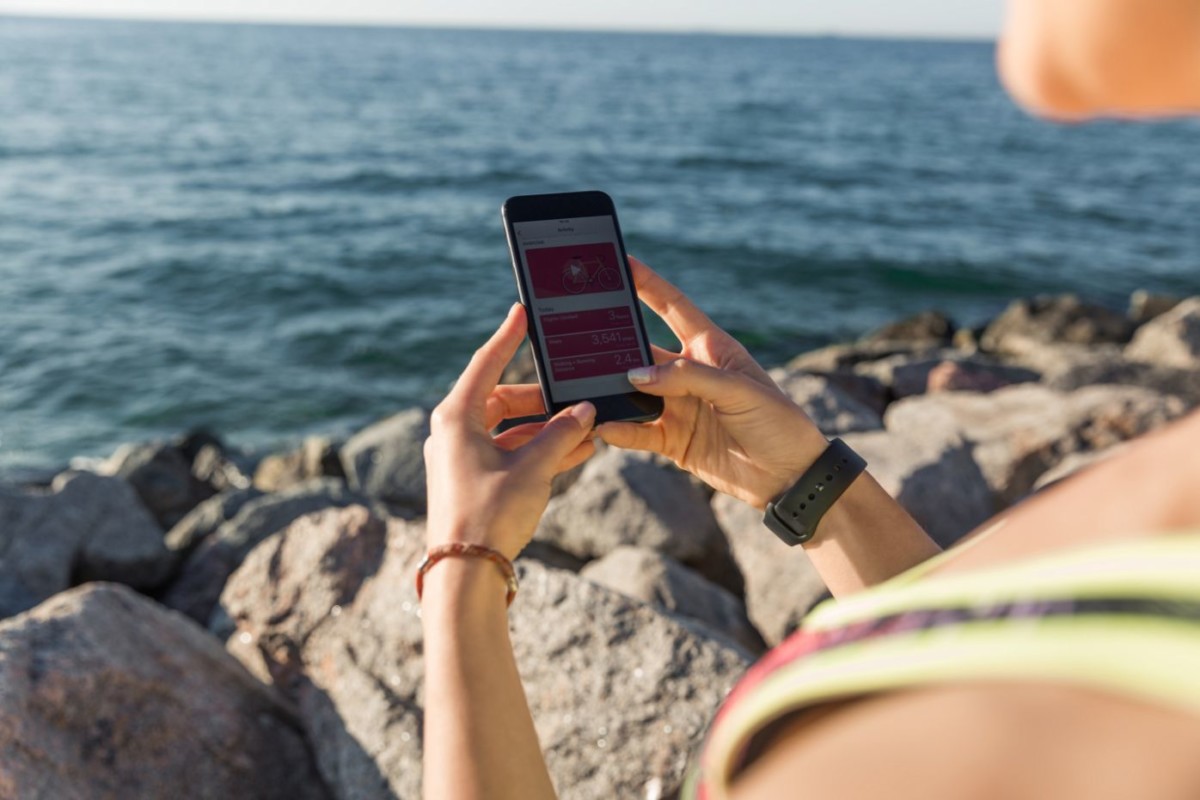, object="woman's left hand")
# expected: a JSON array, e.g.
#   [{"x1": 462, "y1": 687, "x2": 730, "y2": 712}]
[{"x1": 423, "y1": 303, "x2": 597, "y2": 561}]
